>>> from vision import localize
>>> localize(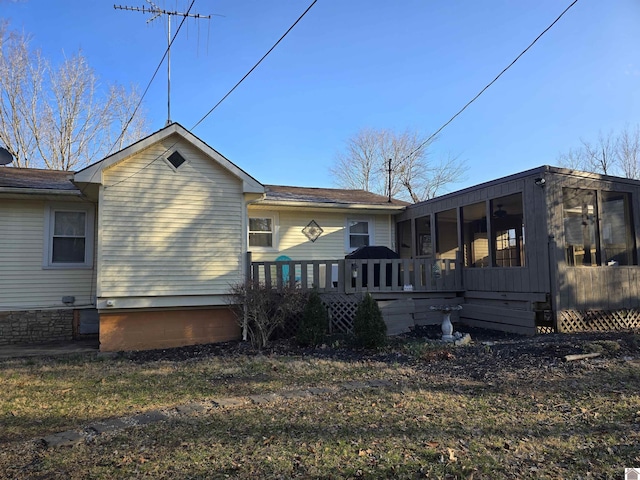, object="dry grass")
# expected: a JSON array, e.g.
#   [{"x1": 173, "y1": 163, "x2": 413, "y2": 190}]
[{"x1": 1, "y1": 332, "x2": 640, "y2": 479}]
